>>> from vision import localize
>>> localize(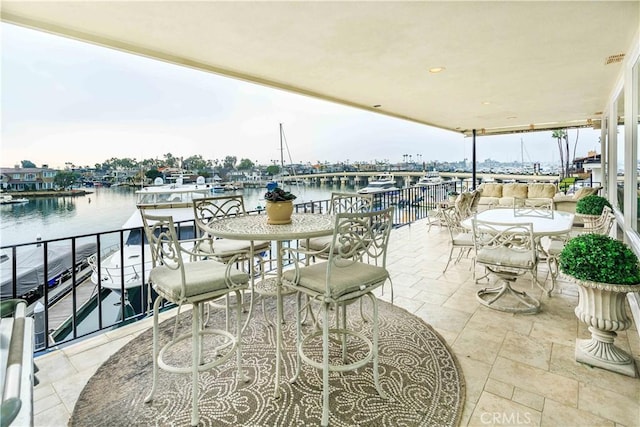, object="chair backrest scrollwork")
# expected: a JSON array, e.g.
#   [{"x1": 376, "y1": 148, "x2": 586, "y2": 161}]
[
  {"x1": 471, "y1": 219, "x2": 537, "y2": 270},
  {"x1": 325, "y1": 207, "x2": 394, "y2": 291},
  {"x1": 328, "y1": 192, "x2": 374, "y2": 215}
]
